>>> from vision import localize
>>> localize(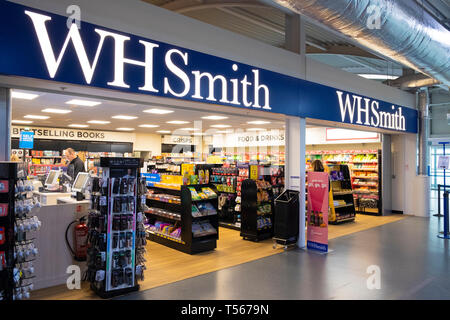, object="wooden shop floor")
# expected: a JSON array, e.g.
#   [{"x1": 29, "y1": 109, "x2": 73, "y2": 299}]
[{"x1": 32, "y1": 213, "x2": 405, "y2": 300}]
